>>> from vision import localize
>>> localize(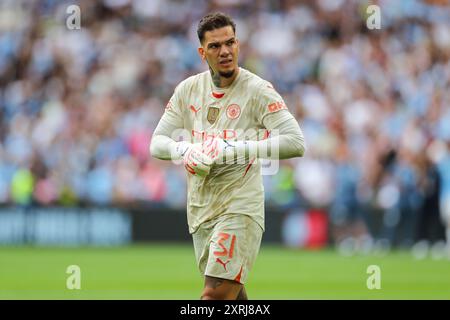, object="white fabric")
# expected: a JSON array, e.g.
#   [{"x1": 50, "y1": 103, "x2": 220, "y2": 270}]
[{"x1": 150, "y1": 68, "x2": 305, "y2": 233}]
